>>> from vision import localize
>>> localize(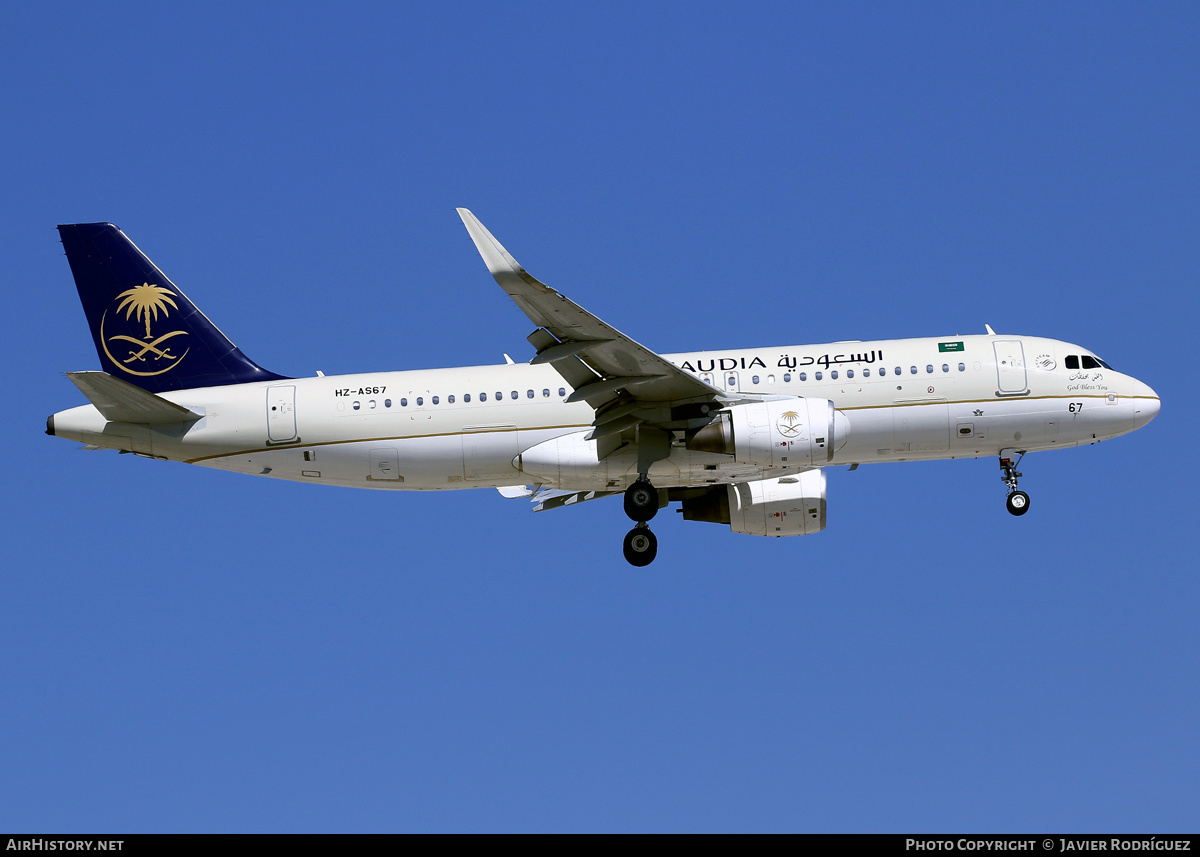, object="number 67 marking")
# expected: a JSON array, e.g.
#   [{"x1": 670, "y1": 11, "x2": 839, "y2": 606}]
[{"x1": 1068, "y1": 402, "x2": 1084, "y2": 413}]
